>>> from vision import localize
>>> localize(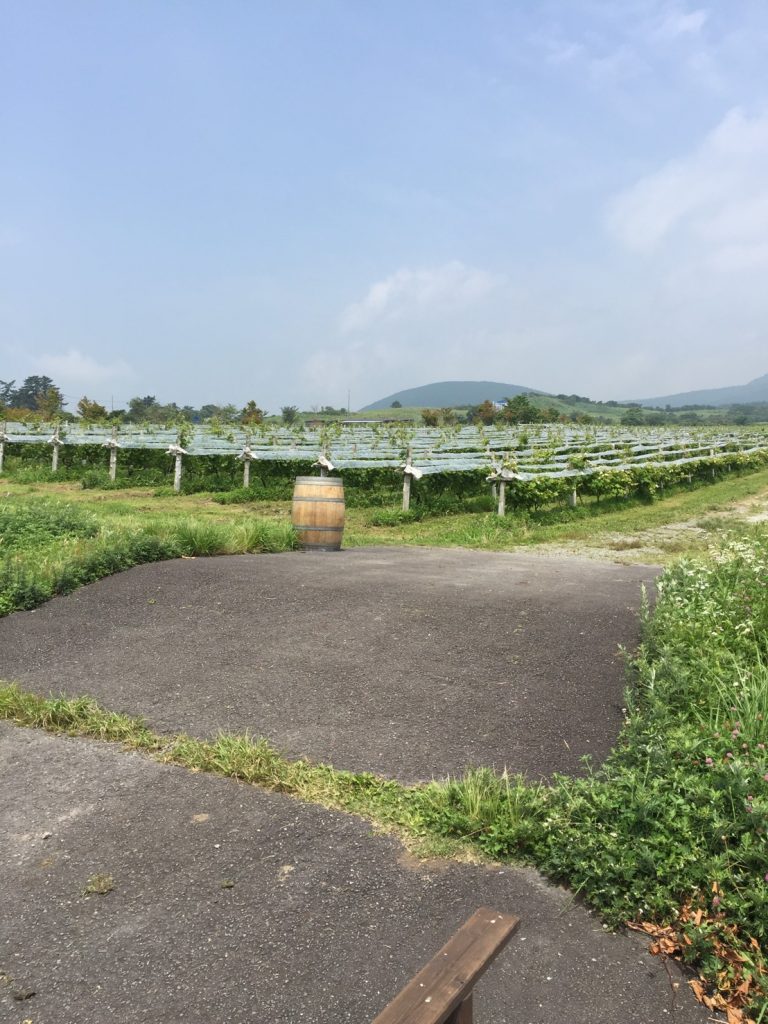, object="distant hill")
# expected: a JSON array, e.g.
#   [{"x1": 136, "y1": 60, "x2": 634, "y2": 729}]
[
  {"x1": 362, "y1": 380, "x2": 539, "y2": 410},
  {"x1": 633, "y1": 372, "x2": 768, "y2": 408}
]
